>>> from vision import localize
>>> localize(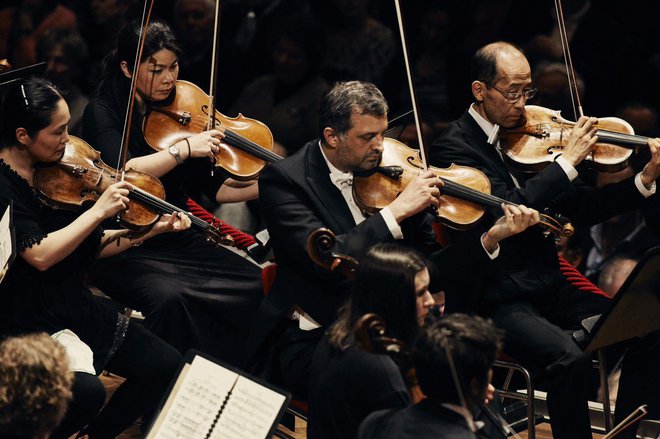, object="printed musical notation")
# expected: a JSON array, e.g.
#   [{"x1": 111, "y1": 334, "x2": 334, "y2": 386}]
[{"x1": 146, "y1": 352, "x2": 289, "y2": 439}]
